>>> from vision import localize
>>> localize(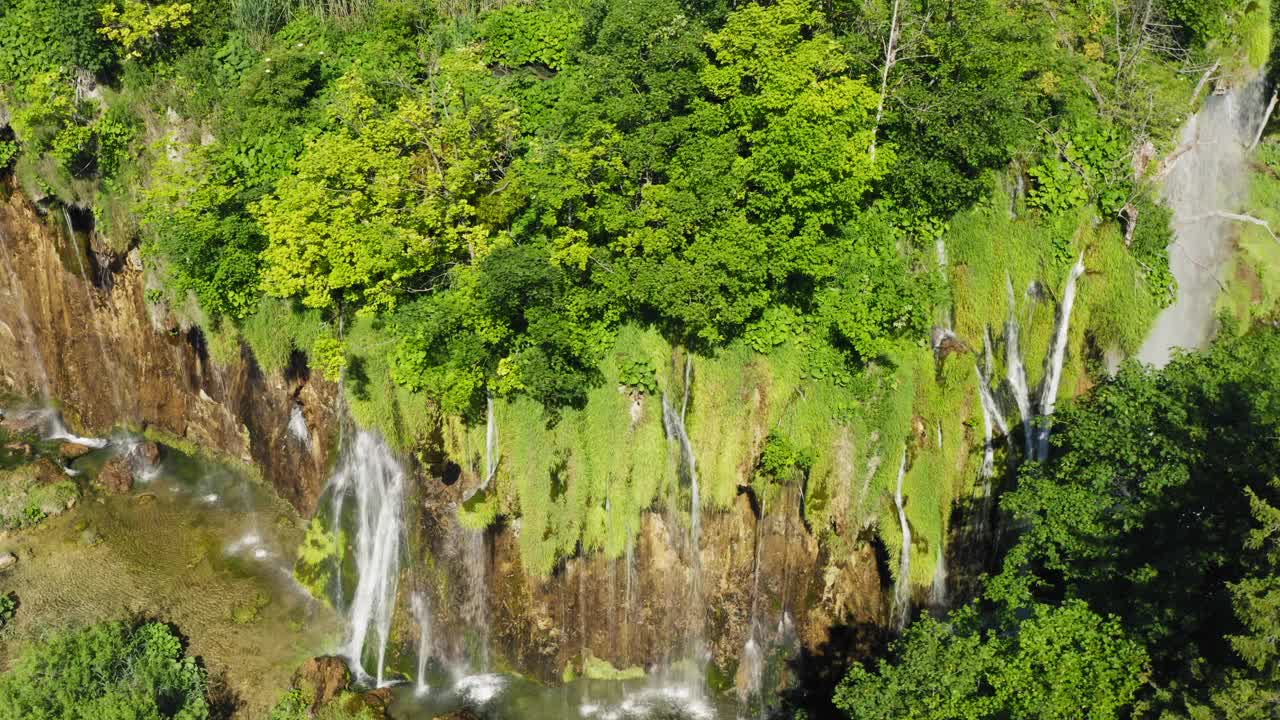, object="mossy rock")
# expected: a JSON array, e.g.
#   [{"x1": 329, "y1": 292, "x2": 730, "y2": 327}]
[
  {"x1": 581, "y1": 652, "x2": 645, "y2": 681},
  {"x1": 0, "y1": 459, "x2": 78, "y2": 530}
]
